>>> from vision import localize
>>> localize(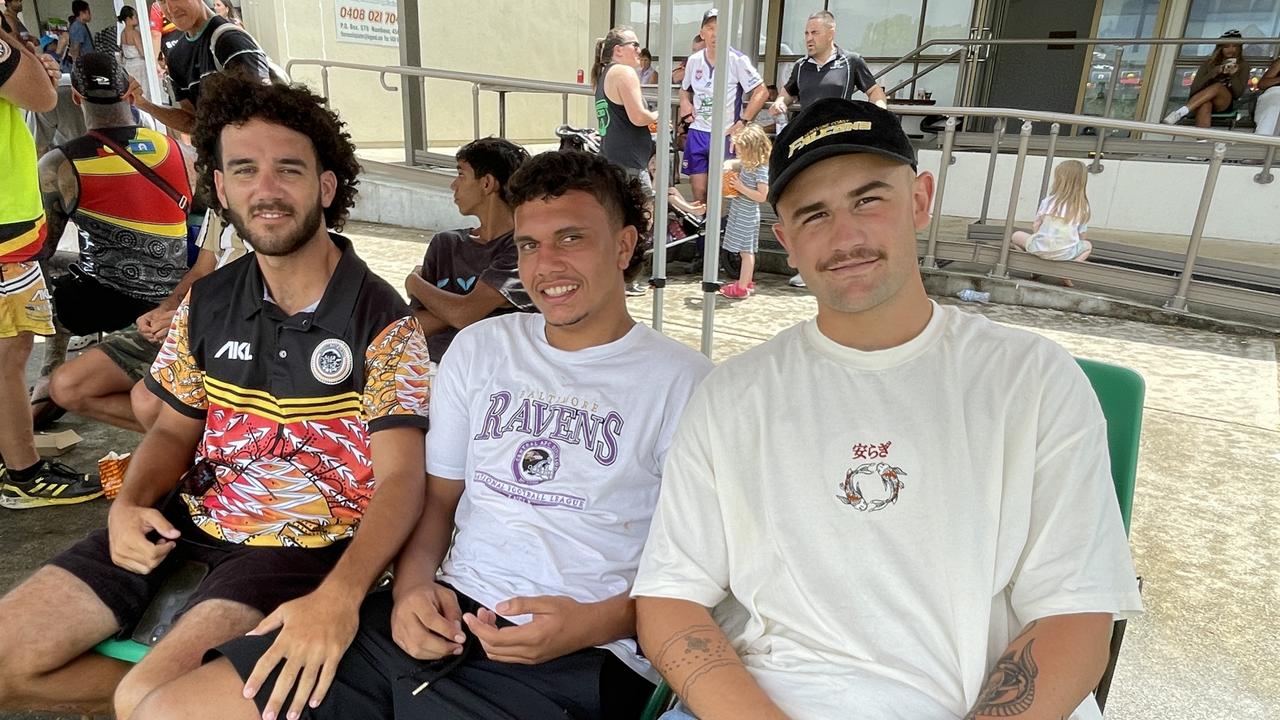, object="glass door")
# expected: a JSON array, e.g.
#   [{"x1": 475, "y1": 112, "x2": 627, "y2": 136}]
[{"x1": 1076, "y1": 0, "x2": 1168, "y2": 135}]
